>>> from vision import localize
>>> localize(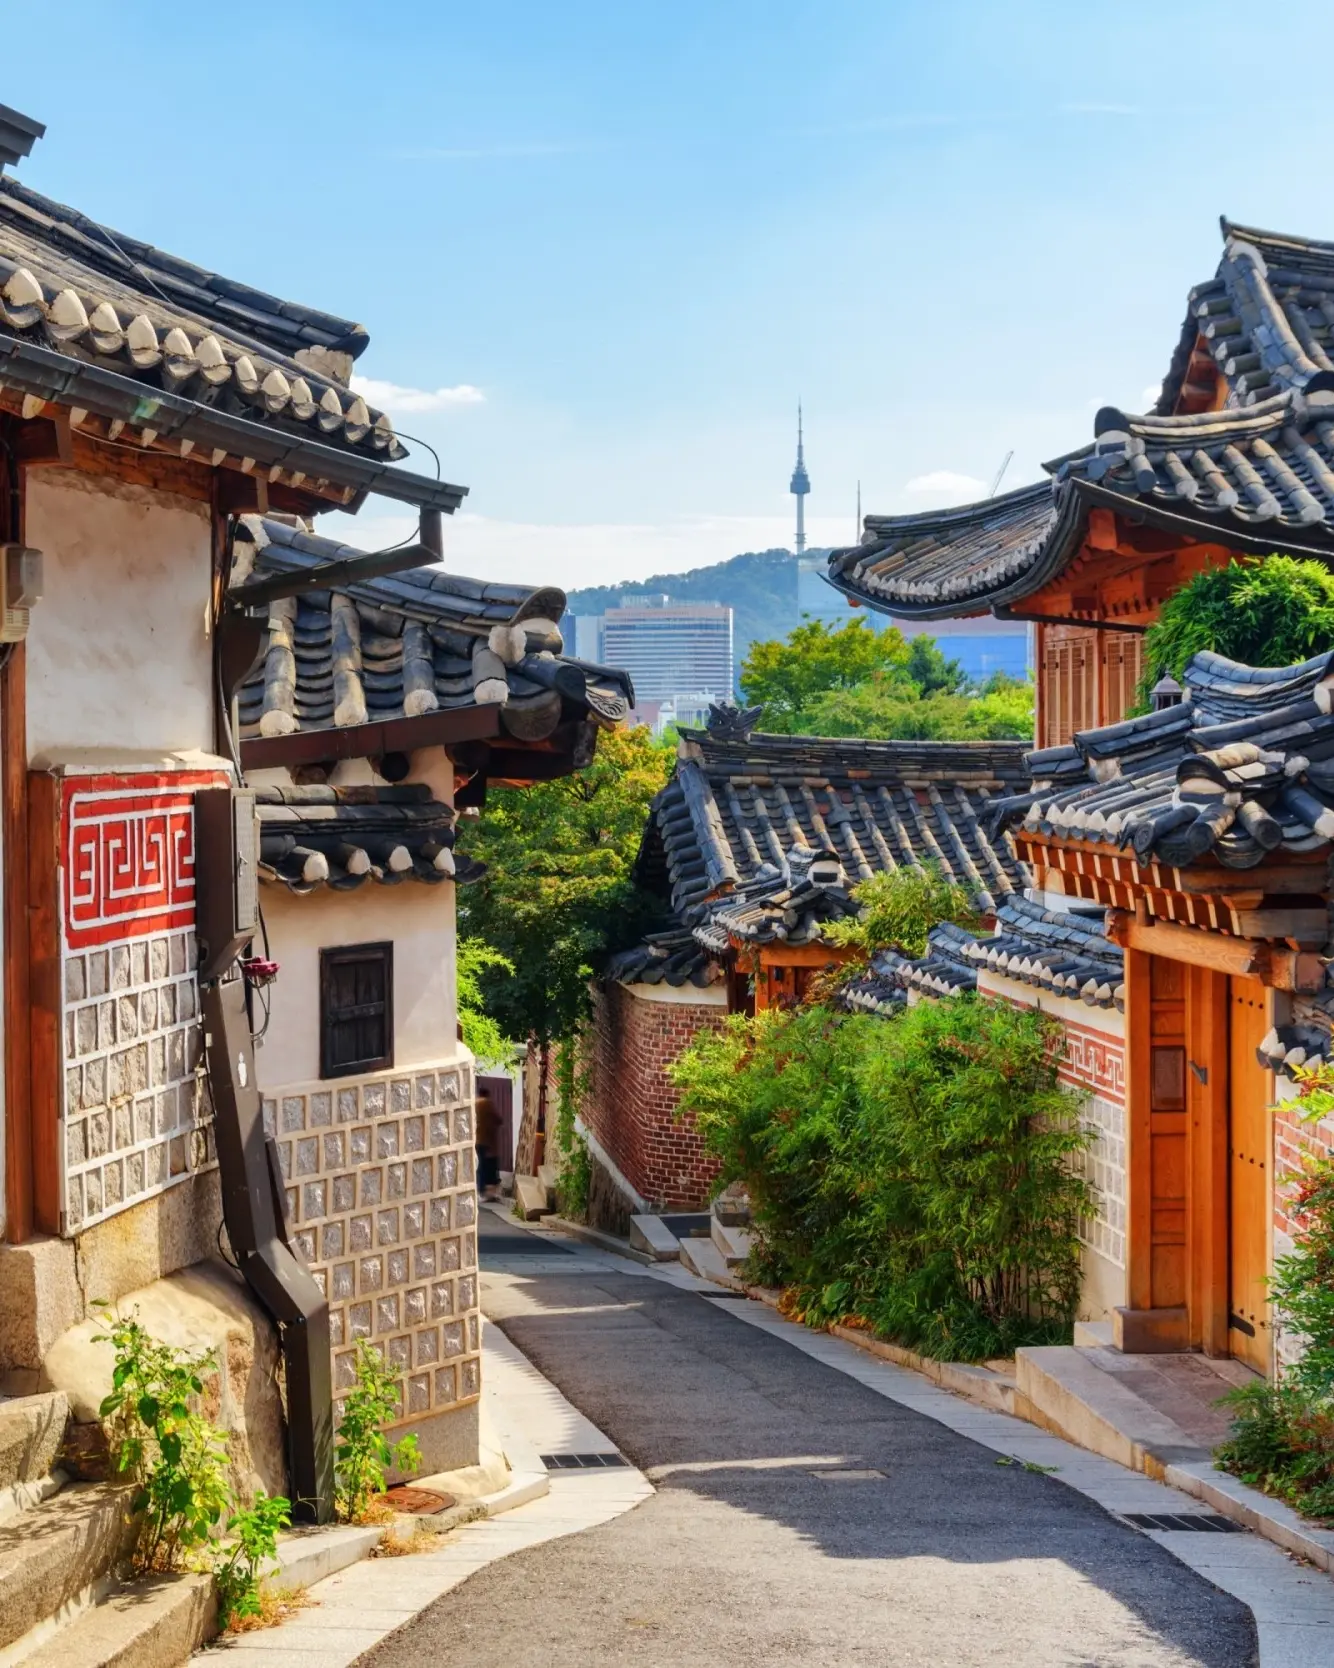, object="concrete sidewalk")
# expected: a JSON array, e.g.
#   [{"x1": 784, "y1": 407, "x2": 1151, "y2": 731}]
[{"x1": 196, "y1": 1321, "x2": 652, "y2": 1667}]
